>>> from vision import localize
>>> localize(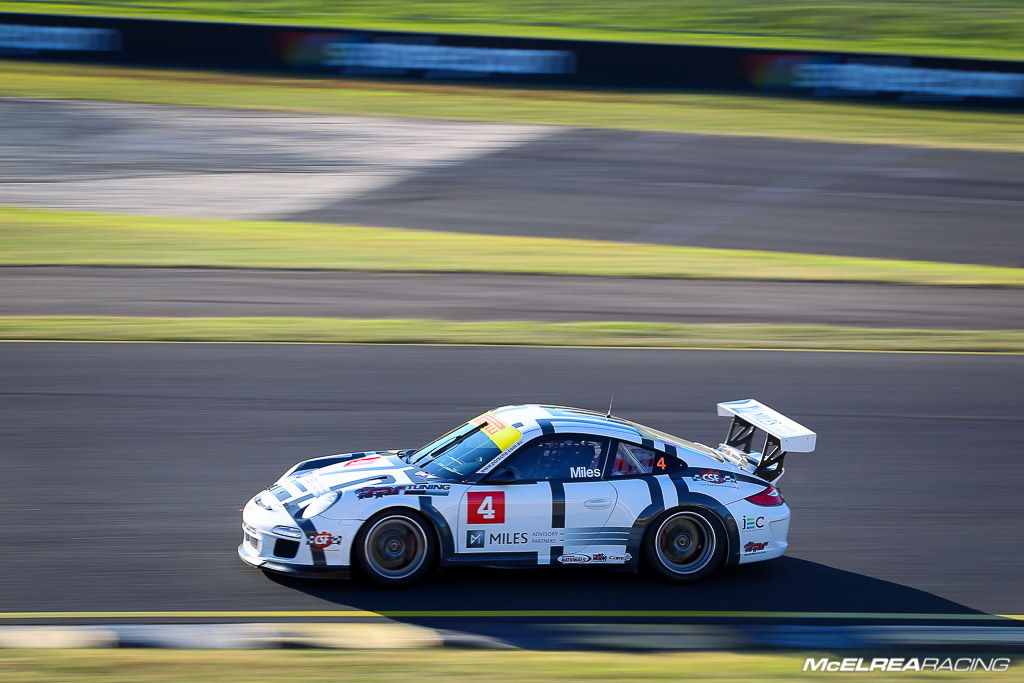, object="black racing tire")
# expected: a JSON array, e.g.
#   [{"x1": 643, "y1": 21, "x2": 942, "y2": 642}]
[
  {"x1": 643, "y1": 507, "x2": 727, "y2": 583},
  {"x1": 354, "y1": 509, "x2": 436, "y2": 587}
]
